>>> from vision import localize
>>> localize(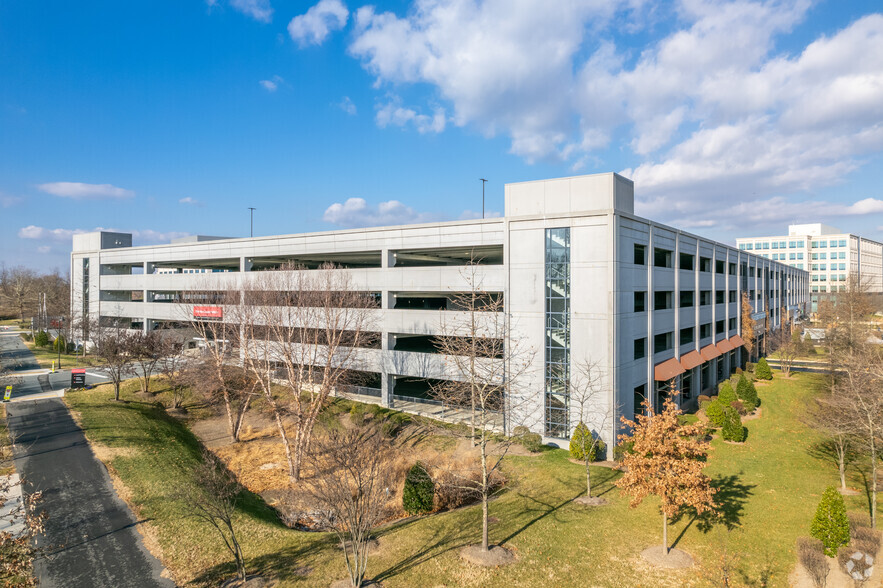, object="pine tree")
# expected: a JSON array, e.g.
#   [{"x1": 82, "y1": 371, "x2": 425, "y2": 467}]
[
  {"x1": 755, "y1": 357, "x2": 773, "y2": 380},
  {"x1": 705, "y1": 400, "x2": 727, "y2": 428},
  {"x1": 736, "y1": 375, "x2": 758, "y2": 411},
  {"x1": 617, "y1": 393, "x2": 716, "y2": 554},
  {"x1": 721, "y1": 407, "x2": 745, "y2": 443},
  {"x1": 569, "y1": 422, "x2": 598, "y2": 462},
  {"x1": 402, "y1": 462, "x2": 434, "y2": 516},
  {"x1": 718, "y1": 381, "x2": 737, "y2": 406},
  {"x1": 810, "y1": 486, "x2": 850, "y2": 557}
]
